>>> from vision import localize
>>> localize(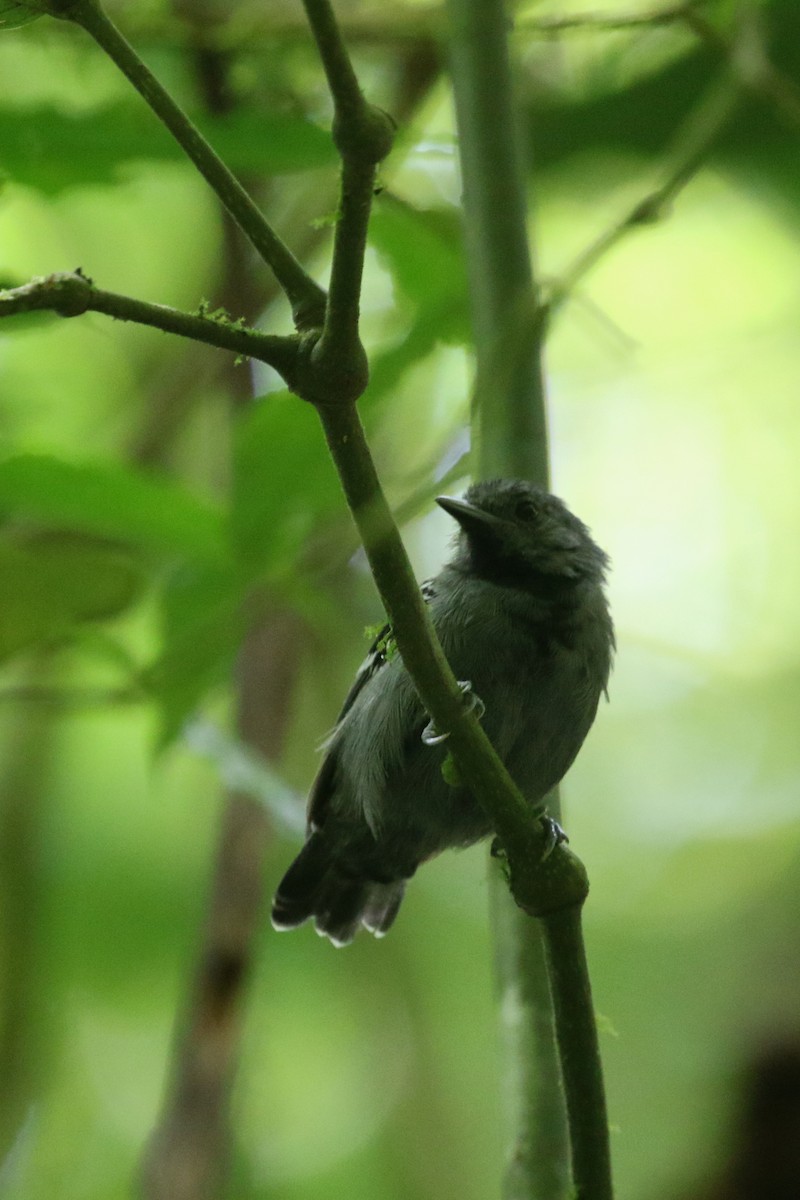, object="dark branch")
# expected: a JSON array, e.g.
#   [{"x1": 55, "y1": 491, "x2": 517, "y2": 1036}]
[
  {"x1": 46, "y1": 0, "x2": 326, "y2": 330},
  {"x1": 0, "y1": 273, "x2": 303, "y2": 381}
]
